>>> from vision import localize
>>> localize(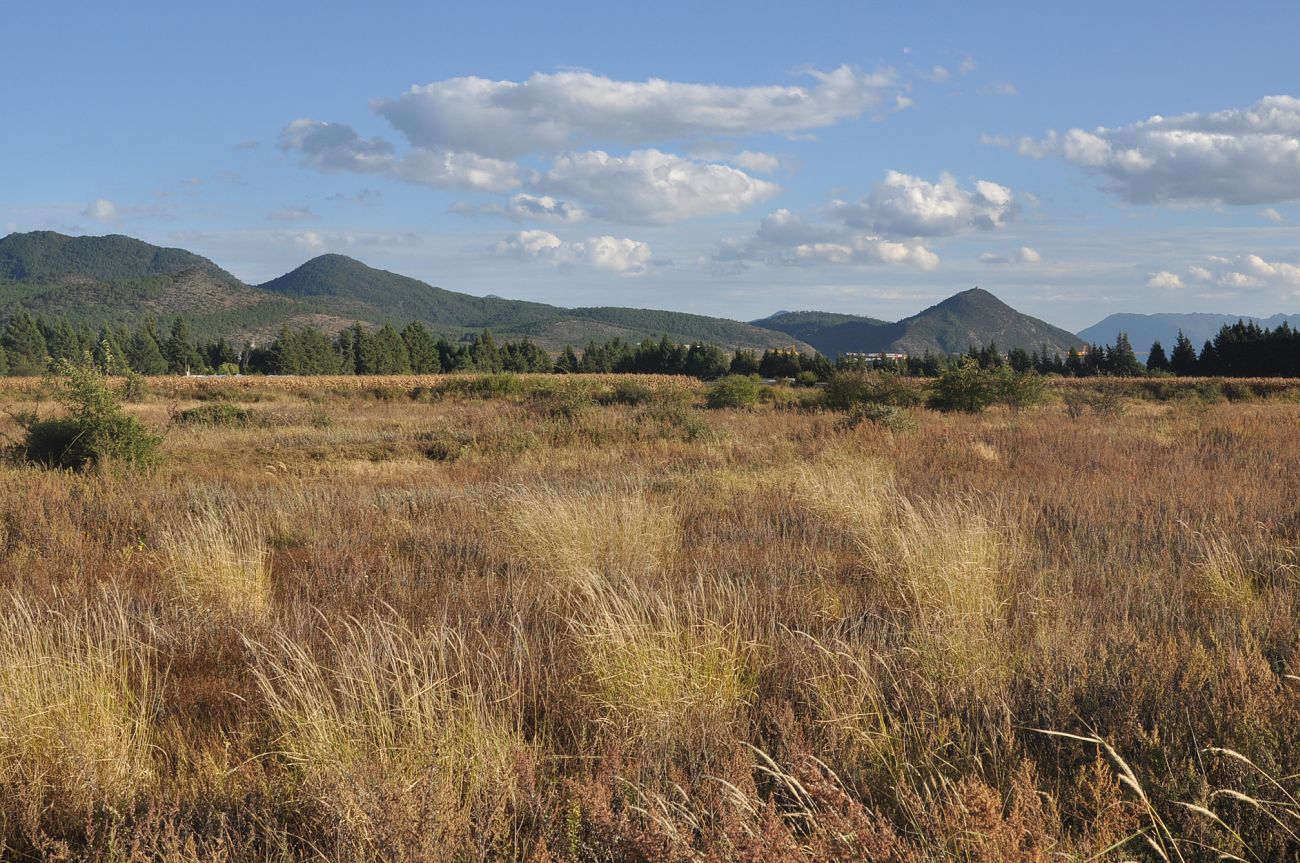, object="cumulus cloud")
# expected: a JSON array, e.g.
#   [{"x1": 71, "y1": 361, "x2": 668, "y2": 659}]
[
  {"x1": 534, "y1": 149, "x2": 780, "y2": 224},
  {"x1": 1018, "y1": 245, "x2": 1042, "y2": 263},
  {"x1": 1259, "y1": 206, "x2": 1285, "y2": 222},
  {"x1": 1152, "y1": 253, "x2": 1300, "y2": 294},
  {"x1": 495, "y1": 230, "x2": 652, "y2": 275},
  {"x1": 279, "y1": 119, "x2": 518, "y2": 192},
  {"x1": 503, "y1": 193, "x2": 589, "y2": 223},
  {"x1": 1146, "y1": 270, "x2": 1185, "y2": 290},
  {"x1": 373, "y1": 66, "x2": 898, "y2": 159},
  {"x1": 959, "y1": 57, "x2": 977, "y2": 75},
  {"x1": 1018, "y1": 96, "x2": 1300, "y2": 205},
  {"x1": 716, "y1": 207, "x2": 939, "y2": 271},
  {"x1": 731, "y1": 150, "x2": 781, "y2": 173},
  {"x1": 83, "y1": 198, "x2": 117, "y2": 223},
  {"x1": 829, "y1": 170, "x2": 1017, "y2": 237}
]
